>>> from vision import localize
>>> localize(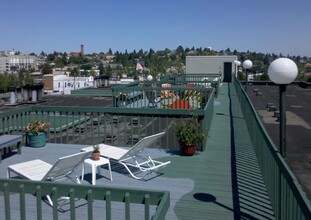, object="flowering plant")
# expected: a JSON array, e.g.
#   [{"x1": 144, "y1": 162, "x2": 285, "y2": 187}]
[{"x1": 24, "y1": 120, "x2": 51, "y2": 135}]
